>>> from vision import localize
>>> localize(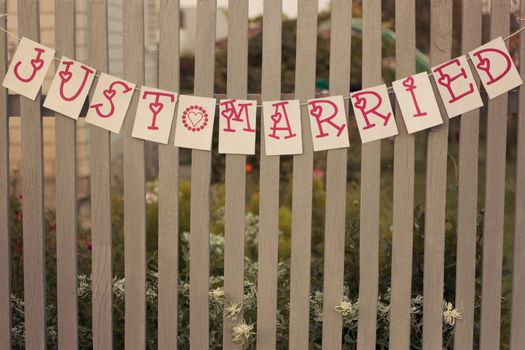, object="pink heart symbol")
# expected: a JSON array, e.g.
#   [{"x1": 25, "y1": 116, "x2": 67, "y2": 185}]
[
  {"x1": 59, "y1": 70, "x2": 73, "y2": 82},
  {"x1": 103, "y1": 89, "x2": 116, "y2": 100},
  {"x1": 31, "y1": 58, "x2": 44, "y2": 70},
  {"x1": 437, "y1": 74, "x2": 451, "y2": 87},
  {"x1": 309, "y1": 104, "x2": 323, "y2": 118},
  {"x1": 402, "y1": 76, "x2": 415, "y2": 89},
  {"x1": 353, "y1": 96, "x2": 366, "y2": 110},
  {"x1": 188, "y1": 111, "x2": 204, "y2": 127},
  {"x1": 270, "y1": 111, "x2": 282, "y2": 124},
  {"x1": 149, "y1": 102, "x2": 164, "y2": 115},
  {"x1": 476, "y1": 57, "x2": 490, "y2": 71}
]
